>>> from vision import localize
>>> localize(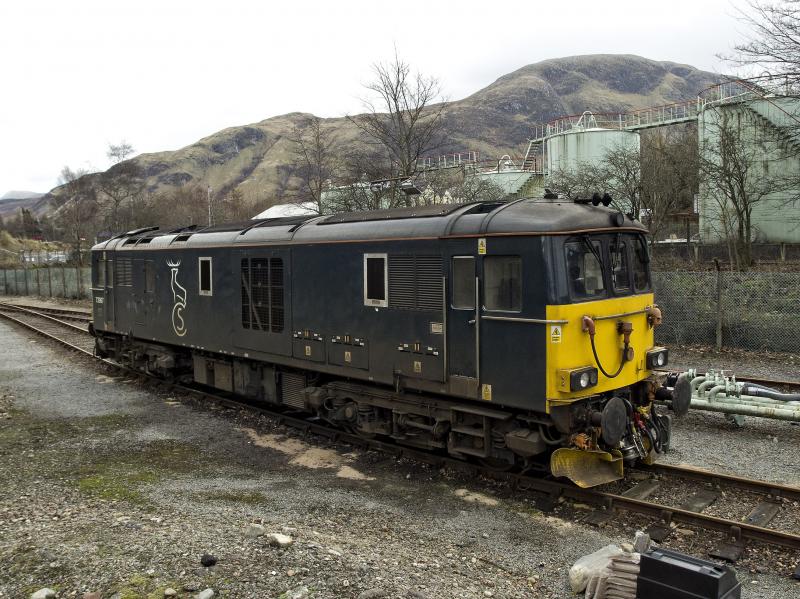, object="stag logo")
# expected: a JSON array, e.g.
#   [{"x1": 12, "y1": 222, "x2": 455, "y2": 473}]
[{"x1": 167, "y1": 259, "x2": 187, "y2": 337}]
